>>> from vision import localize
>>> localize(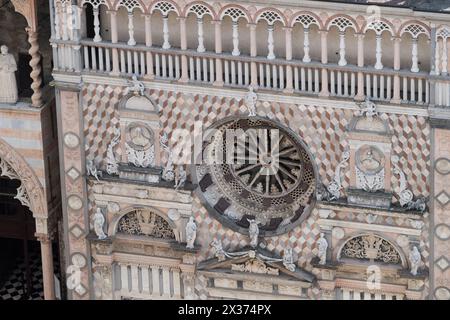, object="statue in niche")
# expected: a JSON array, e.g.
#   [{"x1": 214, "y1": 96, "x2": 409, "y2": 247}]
[
  {"x1": 93, "y1": 208, "x2": 107, "y2": 240},
  {"x1": 317, "y1": 233, "x2": 328, "y2": 265},
  {"x1": 185, "y1": 216, "x2": 197, "y2": 249},
  {"x1": 409, "y1": 246, "x2": 421, "y2": 276},
  {"x1": 247, "y1": 219, "x2": 260, "y2": 248},
  {"x1": 0, "y1": 45, "x2": 18, "y2": 104}
]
